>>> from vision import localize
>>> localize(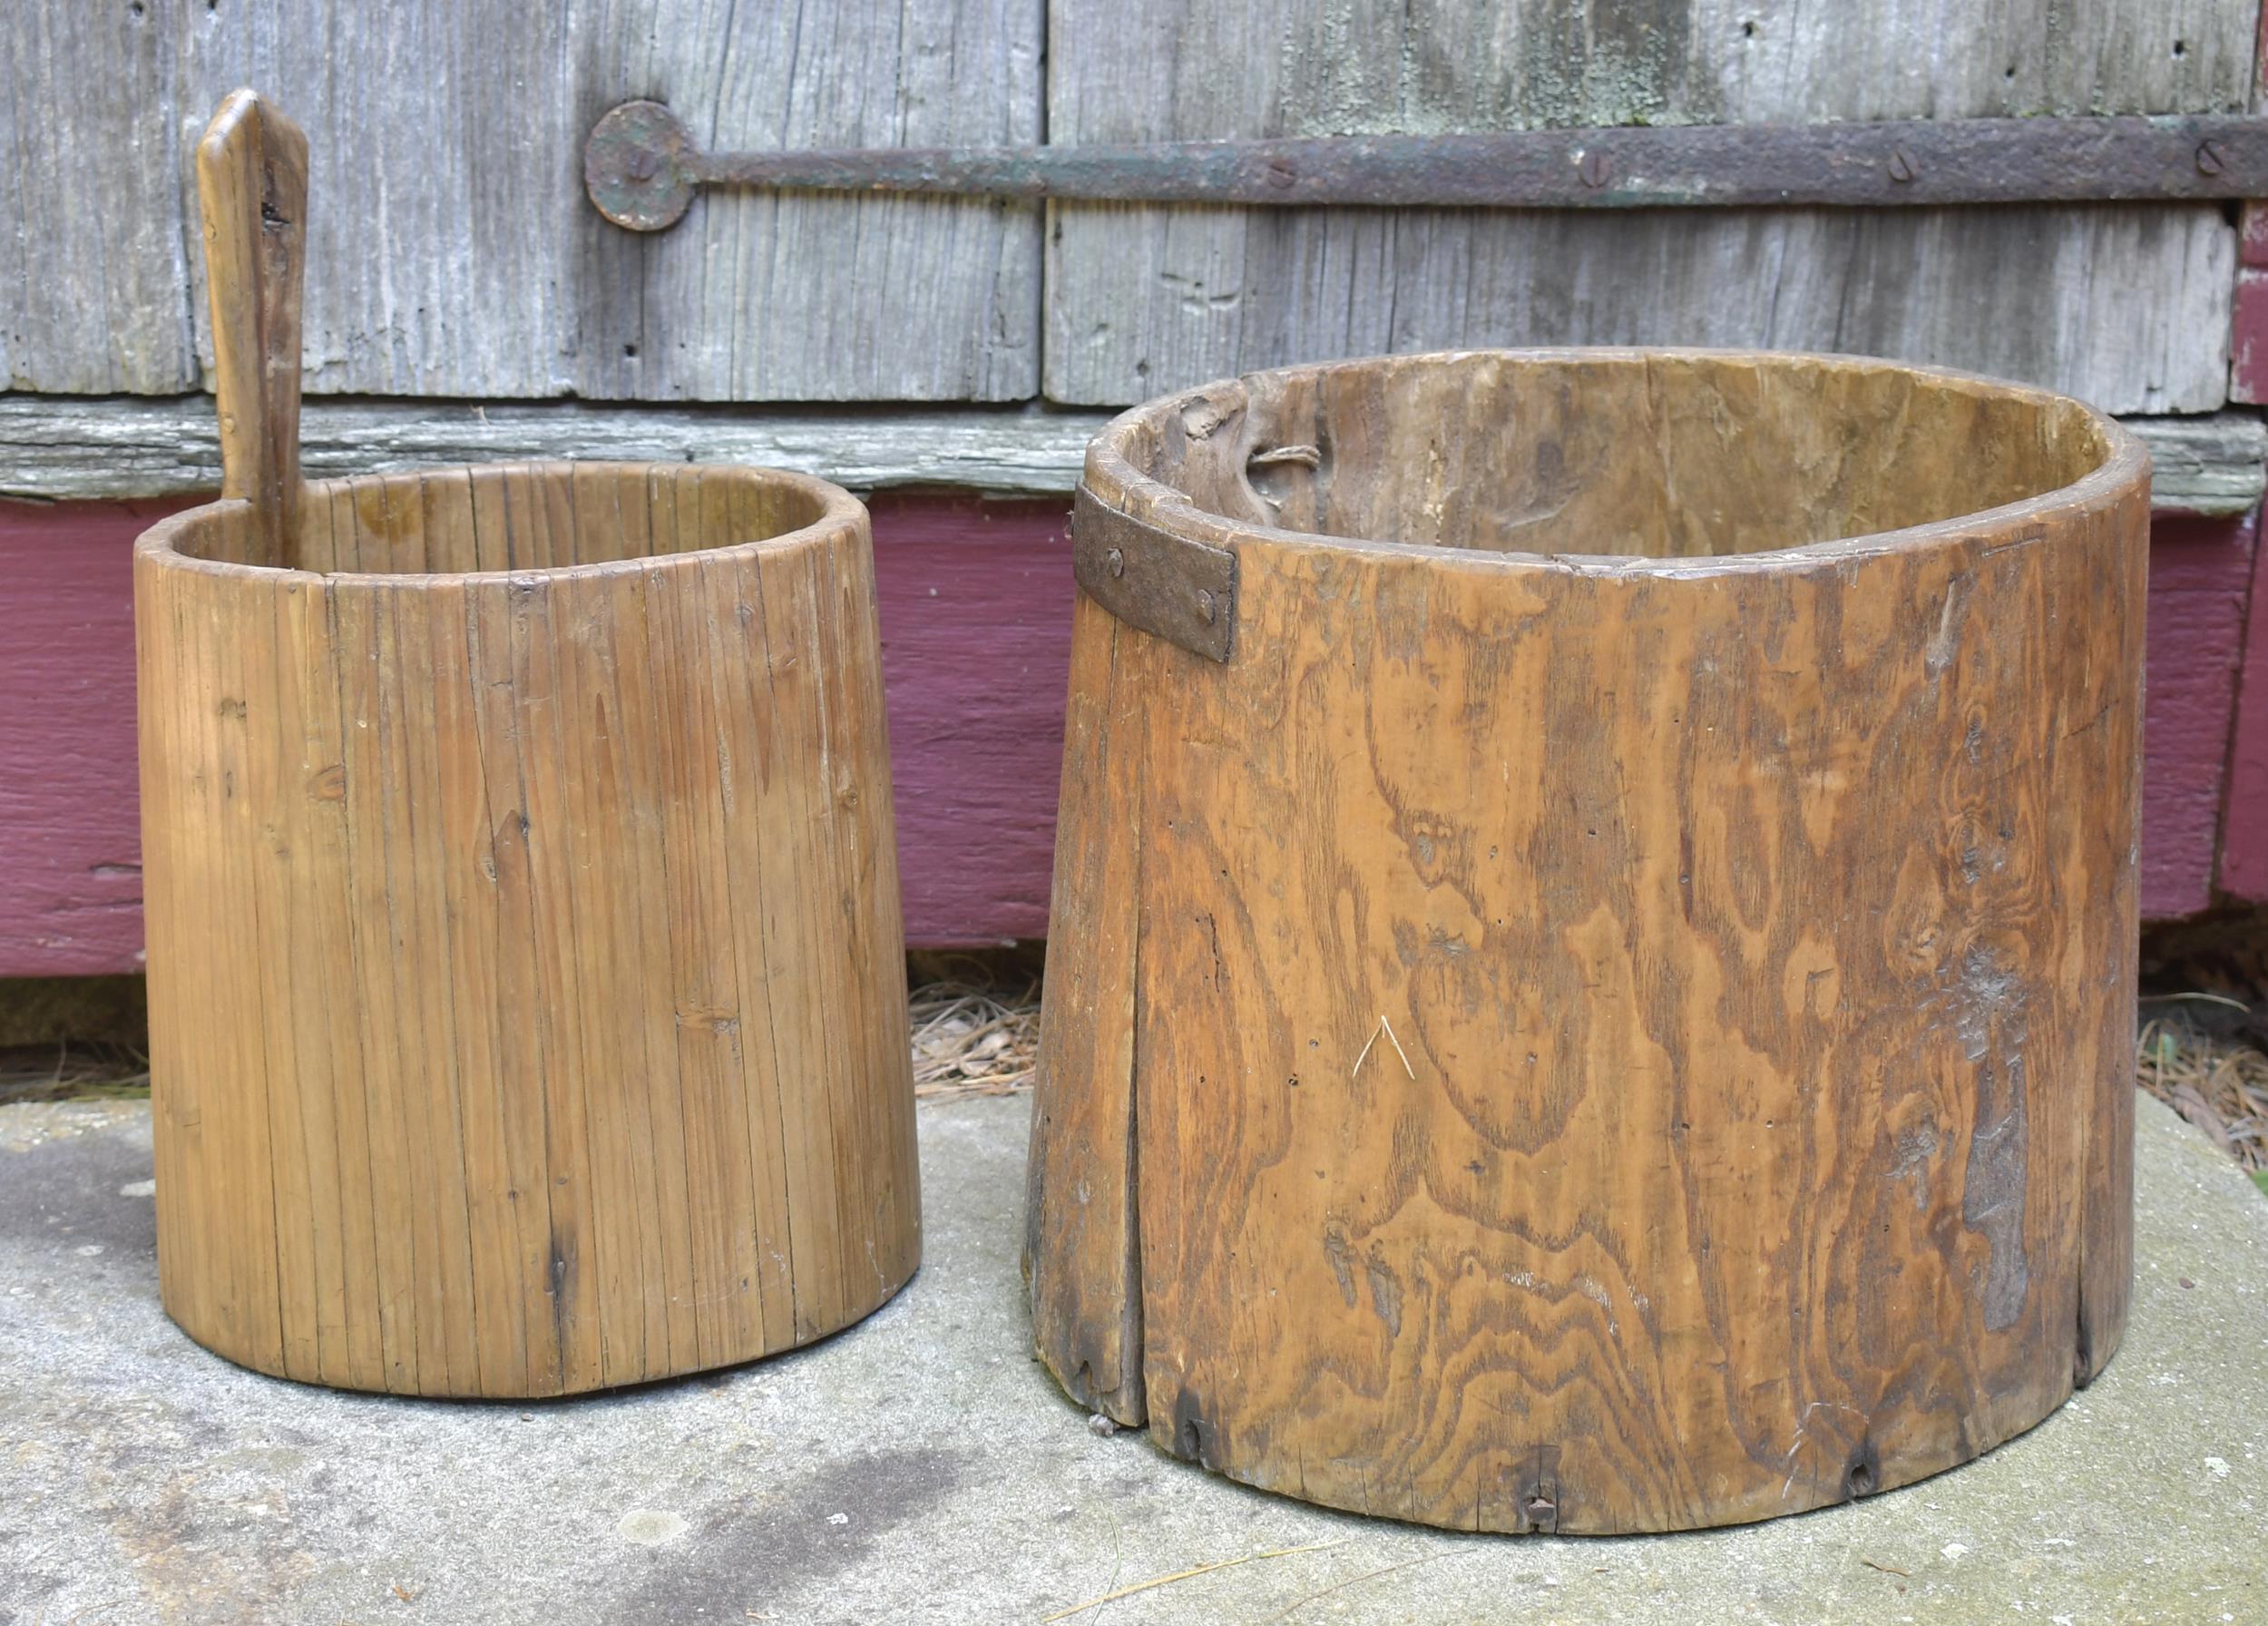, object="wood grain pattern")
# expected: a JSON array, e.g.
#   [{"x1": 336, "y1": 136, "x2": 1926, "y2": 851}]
[
  {"x1": 193, "y1": 90, "x2": 307, "y2": 568},
  {"x1": 0, "y1": 1, "x2": 194, "y2": 393},
  {"x1": 137, "y1": 462, "x2": 919, "y2": 1395},
  {"x1": 1041, "y1": 0, "x2": 2249, "y2": 412},
  {"x1": 1029, "y1": 348, "x2": 2146, "y2": 1532},
  {"x1": 1, "y1": 0, "x2": 1041, "y2": 401}
]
